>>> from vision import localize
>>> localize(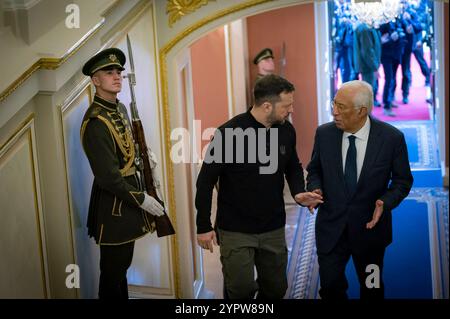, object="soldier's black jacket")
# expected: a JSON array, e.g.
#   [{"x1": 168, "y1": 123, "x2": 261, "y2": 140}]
[
  {"x1": 81, "y1": 95, "x2": 154, "y2": 245},
  {"x1": 195, "y1": 108, "x2": 306, "y2": 235}
]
